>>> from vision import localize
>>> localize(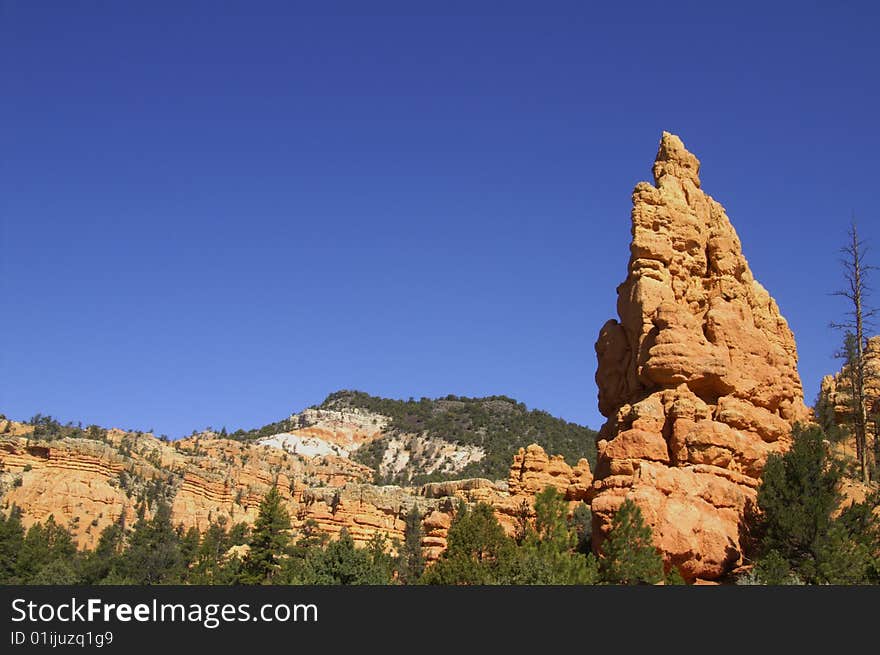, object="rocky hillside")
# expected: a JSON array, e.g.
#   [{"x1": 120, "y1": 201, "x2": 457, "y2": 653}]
[
  {"x1": 229, "y1": 390, "x2": 597, "y2": 485},
  {"x1": 0, "y1": 396, "x2": 595, "y2": 561},
  {"x1": 0, "y1": 420, "x2": 591, "y2": 561},
  {"x1": 0, "y1": 415, "x2": 372, "y2": 550}
]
